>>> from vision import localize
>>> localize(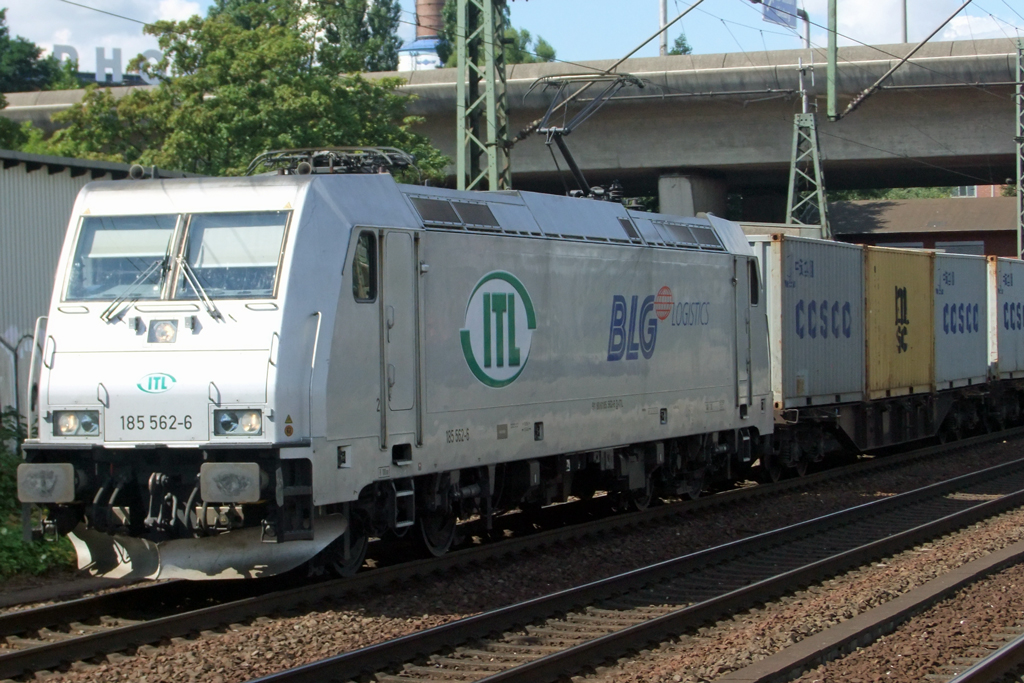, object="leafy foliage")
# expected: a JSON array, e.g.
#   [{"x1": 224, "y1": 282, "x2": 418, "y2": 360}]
[
  {"x1": 34, "y1": 3, "x2": 447, "y2": 179},
  {"x1": 436, "y1": 0, "x2": 556, "y2": 66},
  {"x1": 209, "y1": 0, "x2": 402, "y2": 72},
  {"x1": 0, "y1": 8, "x2": 67, "y2": 92},
  {"x1": 0, "y1": 408, "x2": 75, "y2": 580},
  {"x1": 829, "y1": 187, "x2": 957, "y2": 201},
  {"x1": 668, "y1": 33, "x2": 692, "y2": 56},
  {"x1": 0, "y1": 91, "x2": 23, "y2": 149},
  {"x1": 0, "y1": 408, "x2": 25, "y2": 516}
]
